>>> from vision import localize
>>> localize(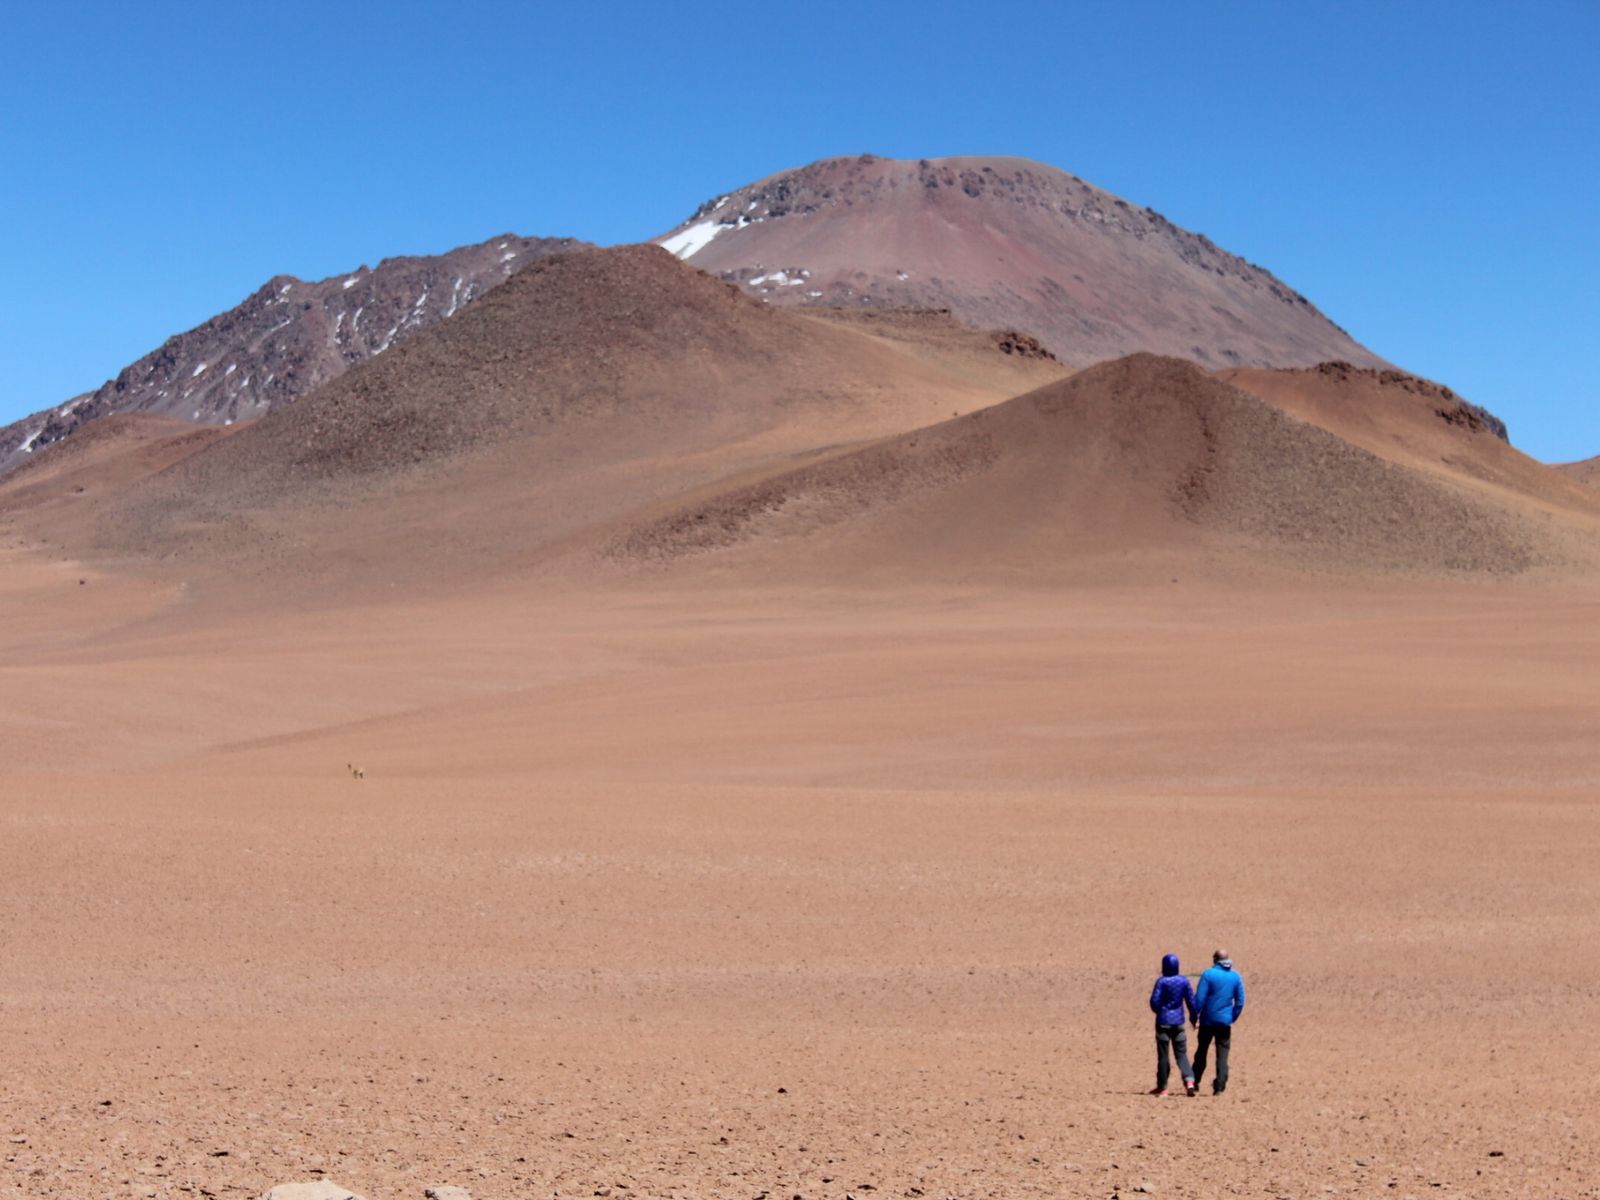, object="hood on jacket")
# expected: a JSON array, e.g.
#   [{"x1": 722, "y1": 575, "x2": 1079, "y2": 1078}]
[{"x1": 1162, "y1": 953, "x2": 1180, "y2": 976}]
